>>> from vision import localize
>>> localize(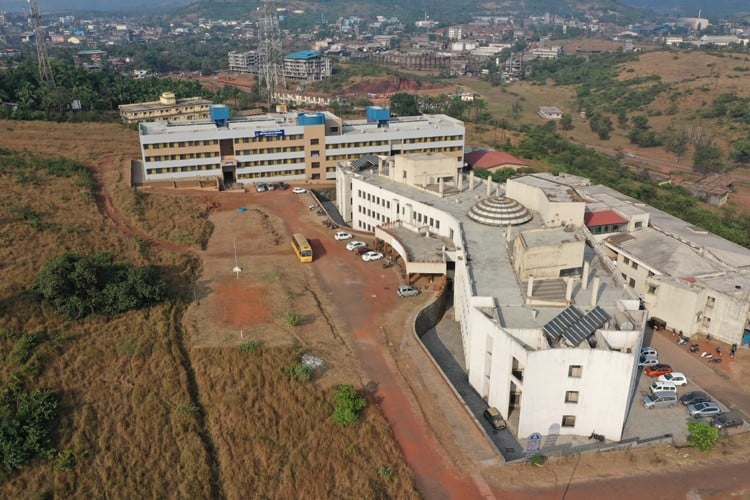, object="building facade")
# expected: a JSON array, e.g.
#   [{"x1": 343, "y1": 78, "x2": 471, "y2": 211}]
[
  {"x1": 137, "y1": 107, "x2": 464, "y2": 186},
  {"x1": 282, "y1": 50, "x2": 332, "y2": 80},
  {"x1": 119, "y1": 92, "x2": 211, "y2": 124},
  {"x1": 228, "y1": 50, "x2": 265, "y2": 73},
  {"x1": 337, "y1": 163, "x2": 645, "y2": 442}
]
